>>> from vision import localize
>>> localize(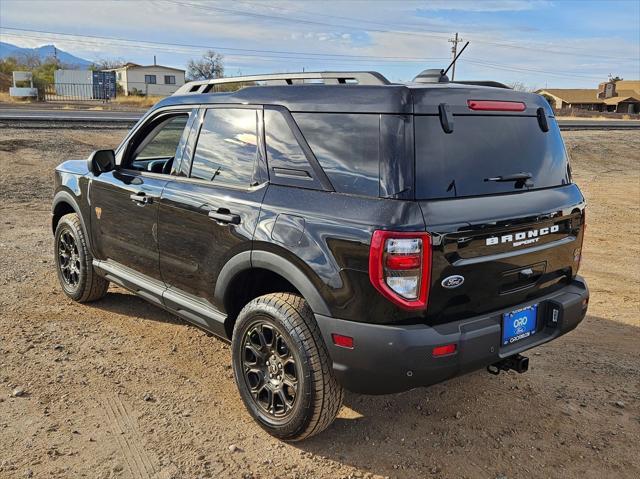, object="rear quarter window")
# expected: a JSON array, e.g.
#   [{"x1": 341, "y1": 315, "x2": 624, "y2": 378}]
[
  {"x1": 293, "y1": 113, "x2": 380, "y2": 196},
  {"x1": 415, "y1": 115, "x2": 570, "y2": 199}
]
